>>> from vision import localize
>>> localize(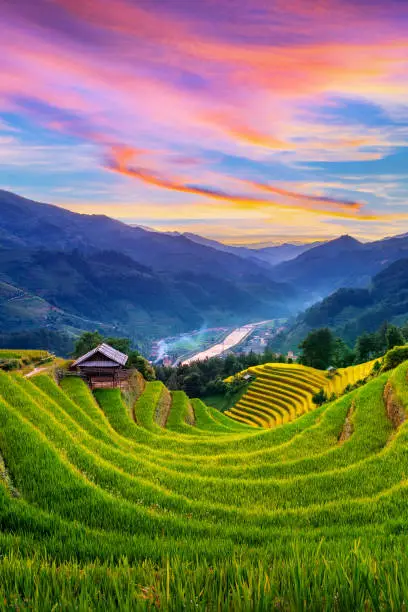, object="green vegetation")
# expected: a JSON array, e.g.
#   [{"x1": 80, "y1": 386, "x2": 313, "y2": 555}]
[
  {"x1": 0, "y1": 348, "x2": 51, "y2": 371},
  {"x1": 155, "y1": 347, "x2": 290, "y2": 400},
  {"x1": 276, "y1": 257, "x2": 408, "y2": 353},
  {"x1": 382, "y1": 345, "x2": 408, "y2": 371},
  {"x1": 0, "y1": 354, "x2": 407, "y2": 609},
  {"x1": 203, "y1": 382, "x2": 249, "y2": 413}
]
